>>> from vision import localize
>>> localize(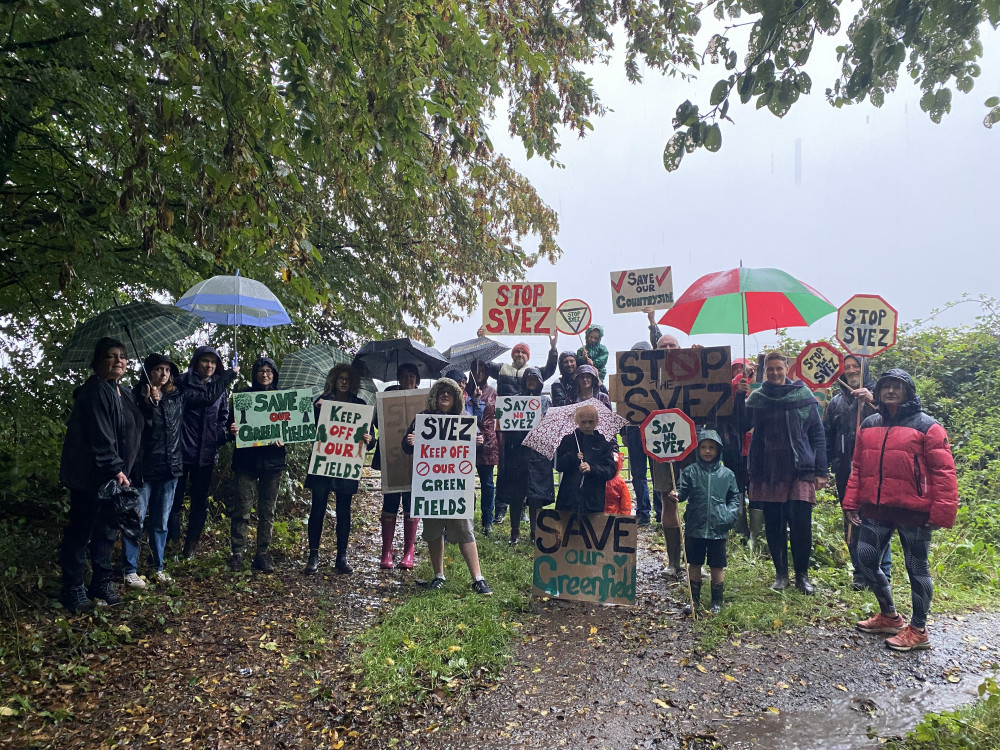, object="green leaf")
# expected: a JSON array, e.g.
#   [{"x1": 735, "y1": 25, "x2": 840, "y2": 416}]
[
  {"x1": 710, "y1": 80, "x2": 730, "y2": 106},
  {"x1": 704, "y1": 123, "x2": 722, "y2": 152},
  {"x1": 662, "y1": 132, "x2": 686, "y2": 172},
  {"x1": 986, "y1": 96, "x2": 1000, "y2": 108}
]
